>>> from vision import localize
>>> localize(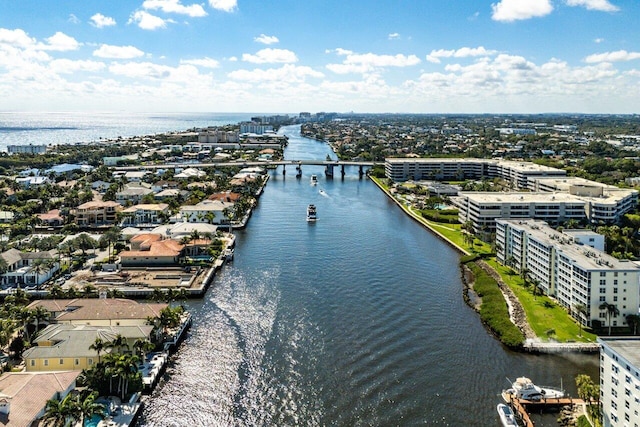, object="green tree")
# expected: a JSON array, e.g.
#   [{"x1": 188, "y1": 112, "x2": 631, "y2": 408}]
[
  {"x1": 599, "y1": 302, "x2": 620, "y2": 335},
  {"x1": 573, "y1": 303, "x2": 588, "y2": 337}
]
